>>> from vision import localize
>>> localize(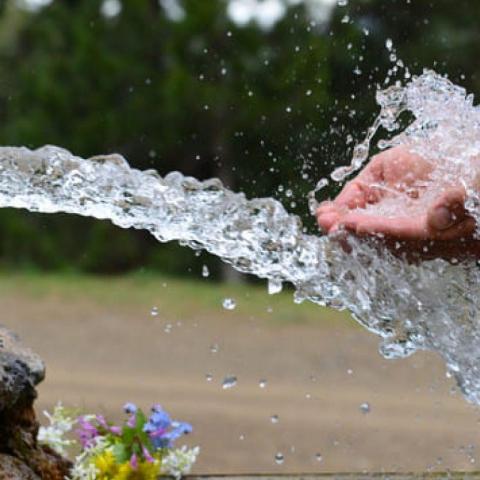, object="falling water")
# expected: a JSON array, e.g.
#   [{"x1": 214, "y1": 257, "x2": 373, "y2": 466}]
[{"x1": 2, "y1": 70, "x2": 480, "y2": 402}]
